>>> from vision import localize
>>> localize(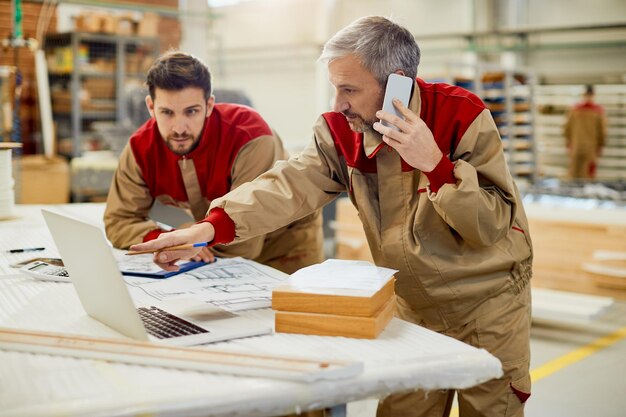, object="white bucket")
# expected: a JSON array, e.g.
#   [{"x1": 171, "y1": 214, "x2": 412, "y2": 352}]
[{"x1": 0, "y1": 149, "x2": 15, "y2": 218}]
